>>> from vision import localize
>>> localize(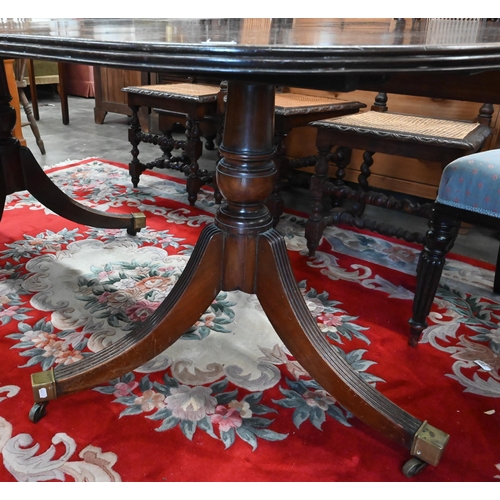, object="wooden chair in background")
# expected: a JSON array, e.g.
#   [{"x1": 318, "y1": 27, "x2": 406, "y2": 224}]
[
  {"x1": 123, "y1": 81, "x2": 367, "y2": 212},
  {"x1": 266, "y1": 90, "x2": 366, "y2": 226},
  {"x1": 304, "y1": 92, "x2": 494, "y2": 257},
  {"x1": 10, "y1": 59, "x2": 70, "y2": 155},
  {"x1": 14, "y1": 59, "x2": 46, "y2": 154},
  {"x1": 27, "y1": 59, "x2": 69, "y2": 125},
  {"x1": 123, "y1": 82, "x2": 225, "y2": 206}
]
